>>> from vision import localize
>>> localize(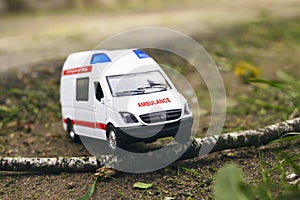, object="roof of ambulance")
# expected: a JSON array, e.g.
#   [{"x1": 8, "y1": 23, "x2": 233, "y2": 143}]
[
  {"x1": 63, "y1": 49, "x2": 156, "y2": 69},
  {"x1": 63, "y1": 49, "x2": 161, "y2": 77}
]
